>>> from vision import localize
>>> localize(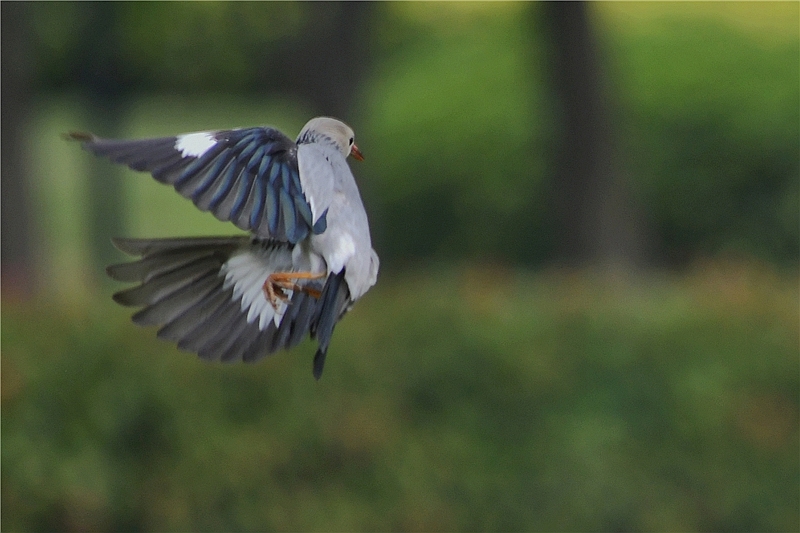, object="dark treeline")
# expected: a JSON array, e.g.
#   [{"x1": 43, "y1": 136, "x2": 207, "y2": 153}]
[{"x1": 3, "y1": 2, "x2": 797, "y2": 296}]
